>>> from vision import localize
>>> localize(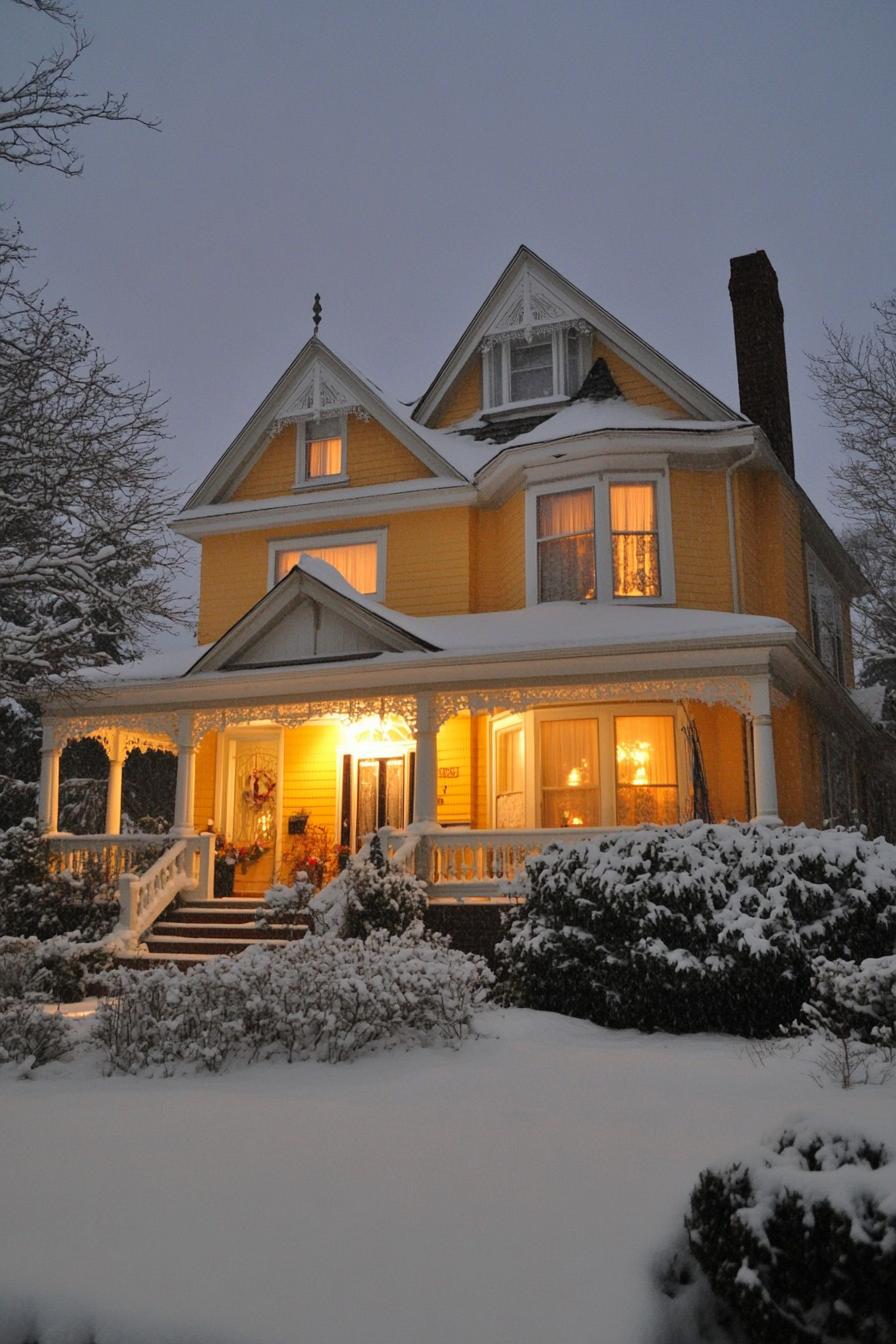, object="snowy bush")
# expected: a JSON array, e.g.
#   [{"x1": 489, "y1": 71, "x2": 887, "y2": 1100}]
[
  {"x1": 0, "y1": 818, "x2": 118, "y2": 941},
  {"x1": 340, "y1": 832, "x2": 428, "y2": 940},
  {"x1": 255, "y1": 872, "x2": 315, "y2": 940},
  {"x1": 0, "y1": 999, "x2": 73, "y2": 1066},
  {"x1": 498, "y1": 822, "x2": 896, "y2": 1036},
  {"x1": 93, "y1": 927, "x2": 493, "y2": 1074},
  {"x1": 797, "y1": 954, "x2": 896, "y2": 1086},
  {"x1": 0, "y1": 934, "x2": 110, "y2": 1003},
  {"x1": 684, "y1": 1121, "x2": 896, "y2": 1343}
]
